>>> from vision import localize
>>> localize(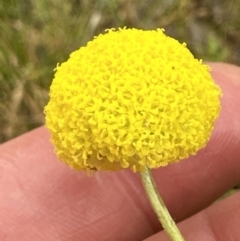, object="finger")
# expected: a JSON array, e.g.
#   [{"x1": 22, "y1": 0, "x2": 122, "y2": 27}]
[
  {"x1": 144, "y1": 191, "x2": 240, "y2": 241},
  {"x1": 0, "y1": 63, "x2": 240, "y2": 241}
]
